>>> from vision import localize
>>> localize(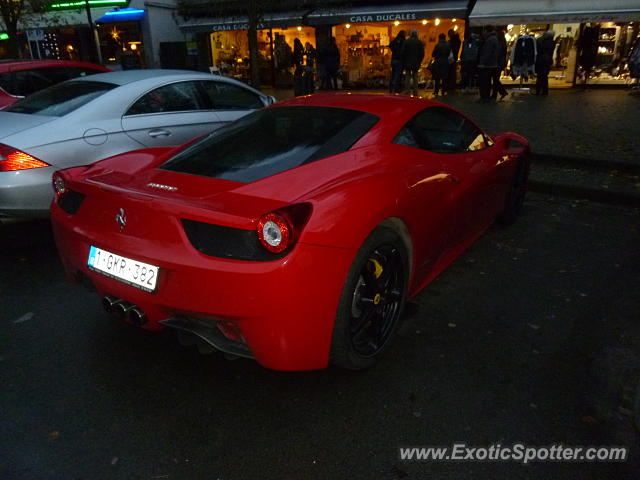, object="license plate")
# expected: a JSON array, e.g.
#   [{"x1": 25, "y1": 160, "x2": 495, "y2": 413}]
[{"x1": 88, "y1": 246, "x2": 159, "y2": 293}]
